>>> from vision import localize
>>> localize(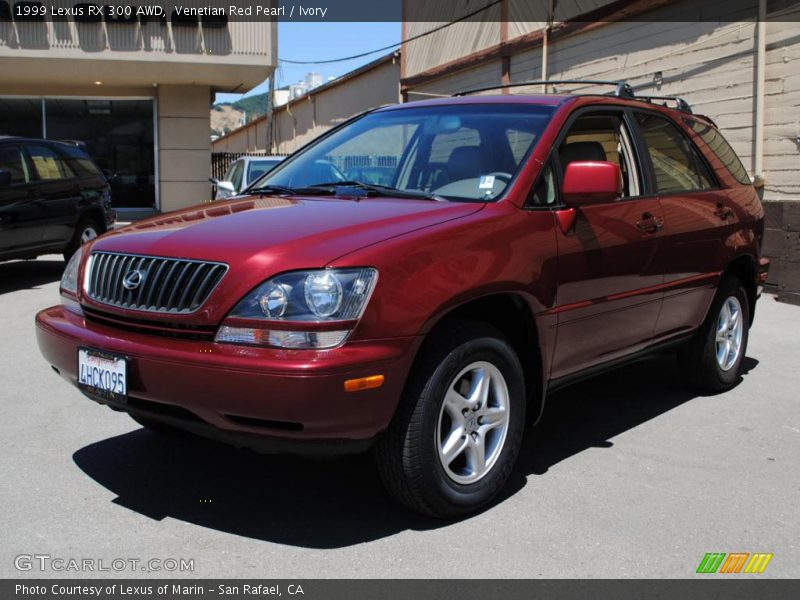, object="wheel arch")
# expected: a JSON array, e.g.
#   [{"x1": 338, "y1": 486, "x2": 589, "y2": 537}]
[
  {"x1": 78, "y1": 206, "x2": 108, "y2": 234},
  {"x1": 724, "y1": 253, "x2": 757, "y2": 325},
  {"x1": 415, "y1": 292, "x2": 545, "y2": 427}
]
